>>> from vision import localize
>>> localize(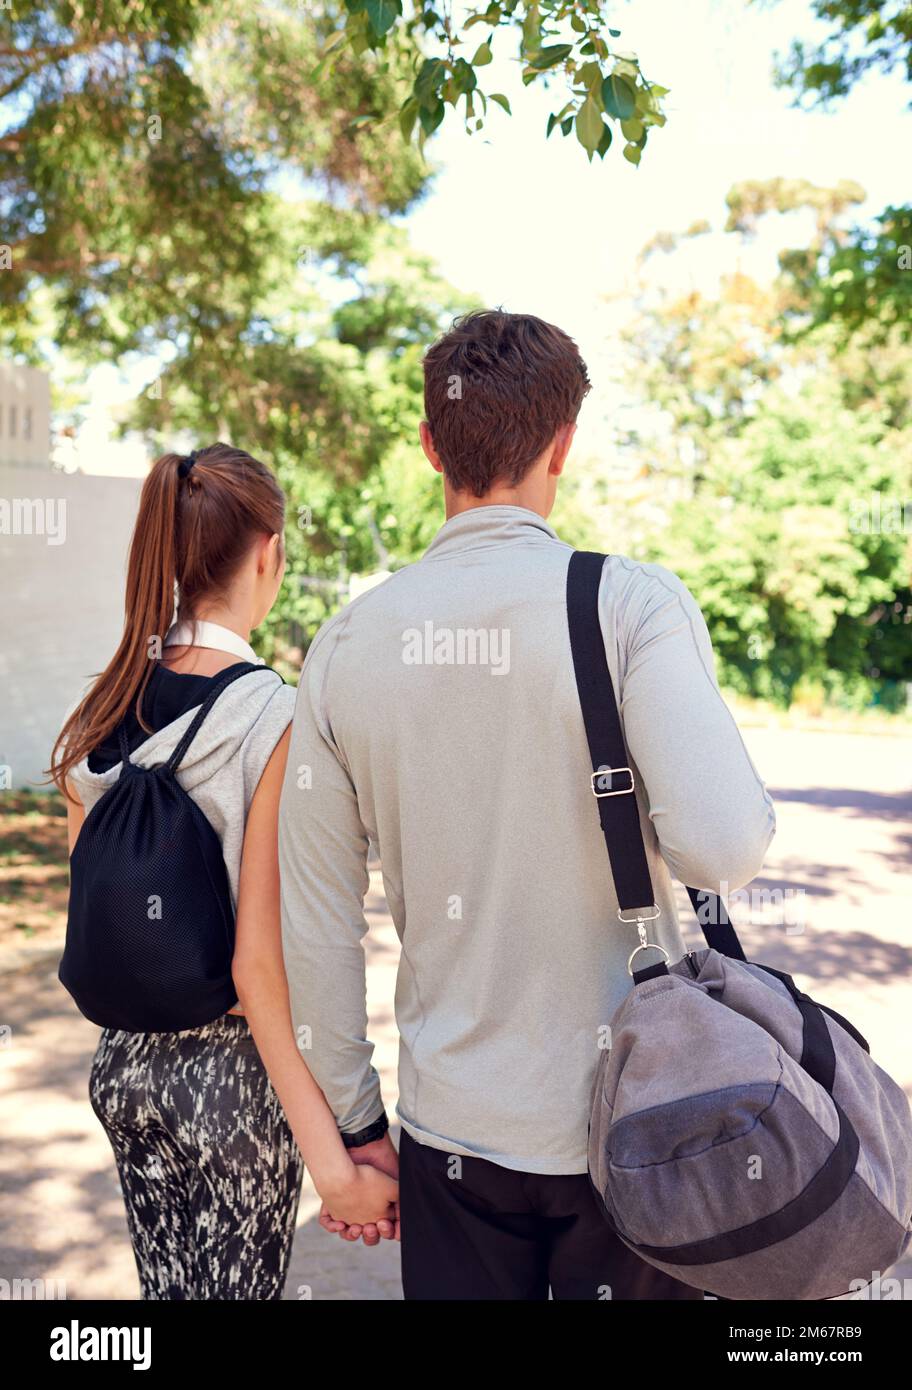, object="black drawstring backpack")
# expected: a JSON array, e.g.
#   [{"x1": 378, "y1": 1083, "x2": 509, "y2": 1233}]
[{"x1": 60, "y1": 664, "x2": 276, "y2": 1033}]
